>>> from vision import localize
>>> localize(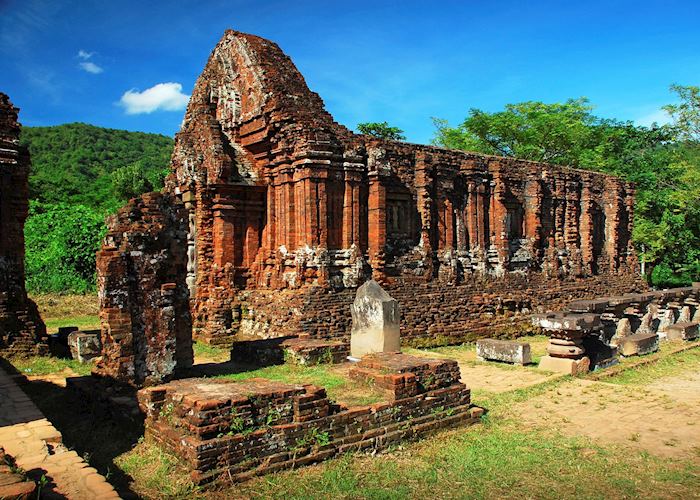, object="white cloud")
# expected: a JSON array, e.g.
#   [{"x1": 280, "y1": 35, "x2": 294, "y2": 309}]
[
  {"x1": 79, "y1": 61, "x2": 103, "y2": 74},
  {"x1": 635, "y1": 109, "x2": 672, "y2": 127},
  {"x1": 77, "y1": 49, "x2": 94, "y2": 60},
  {"x1": 119, "y1": 82, "x2": 190, "y2": 114}
]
